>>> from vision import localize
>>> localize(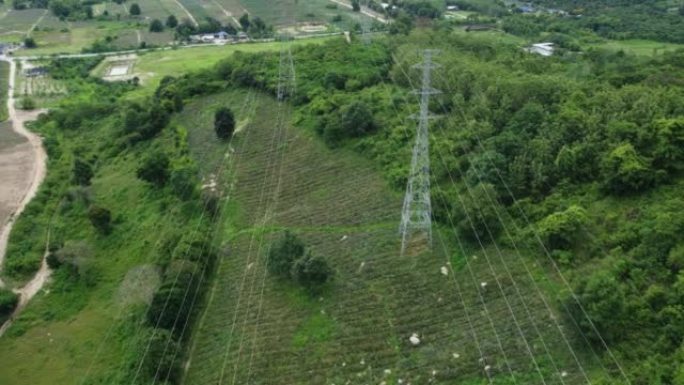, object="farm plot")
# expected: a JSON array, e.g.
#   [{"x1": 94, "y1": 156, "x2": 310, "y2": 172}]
[
  {"x1": 226, "y1": 0, "x2": 376, "y2": 28},
  {"x1": 180, "y1": 90, "x2": 601, "y2": 385},
  {"x1": 0, "y1": 9, "x2": 45, "y2": 35},
  {"x1": 17, "y1": 76, "x2": 67, "y2": 97}
]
